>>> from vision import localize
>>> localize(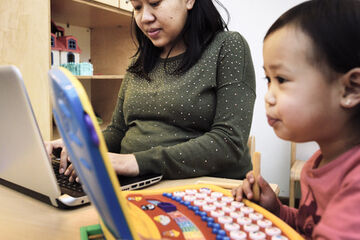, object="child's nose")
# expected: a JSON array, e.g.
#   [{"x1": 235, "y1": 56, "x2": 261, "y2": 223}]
[{"x1": 264, "y1": 89, "x2": 276, "y2": 106}]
